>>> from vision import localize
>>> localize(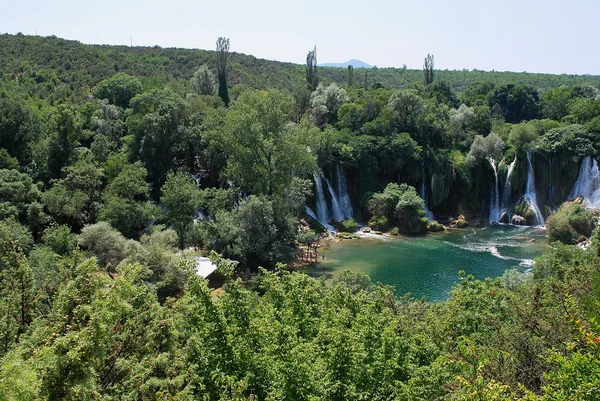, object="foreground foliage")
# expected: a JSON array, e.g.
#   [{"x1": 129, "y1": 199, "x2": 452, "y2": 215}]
[{"x1": 1, "y1": 229, "x2": 600, "y2": 399}]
